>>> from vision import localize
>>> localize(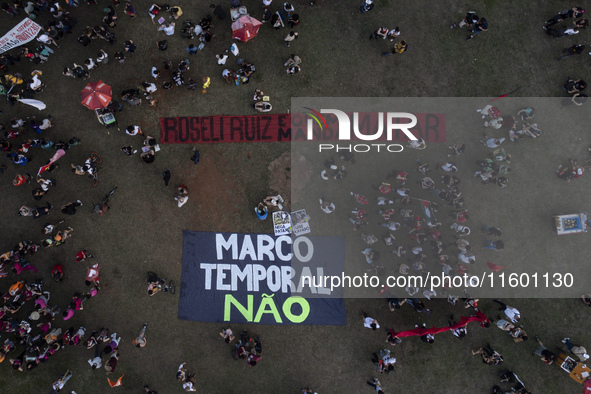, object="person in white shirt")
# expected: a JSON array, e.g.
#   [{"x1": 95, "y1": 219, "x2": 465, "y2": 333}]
[
  {"x1": 51, "y1": 371, "x2": 72, "y2": 391},
  {"x1": 493, "y1": 299, "x2": 521, "y2": 323},
  {"x1": 458, "y1": 251, "x2": 475, "y2": 264},
  {"x1": 363, "y1": 313, "x2": 380, "y2": 330},
  {"x1": 216, "y1": 54, "x2": 228, "y2": 65},
  {"x1": 319, "y1": 197, "x2": 335, "y2": 214},
  {"x1": 158, "y1": 22, "x2": 175, "y2": 36},
  {"x1": 126, "y1": 125, "x2": 143, "y2": 136},
  {"x1": 88, "y1": 353, "x2": 102, "y2": 369}
]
